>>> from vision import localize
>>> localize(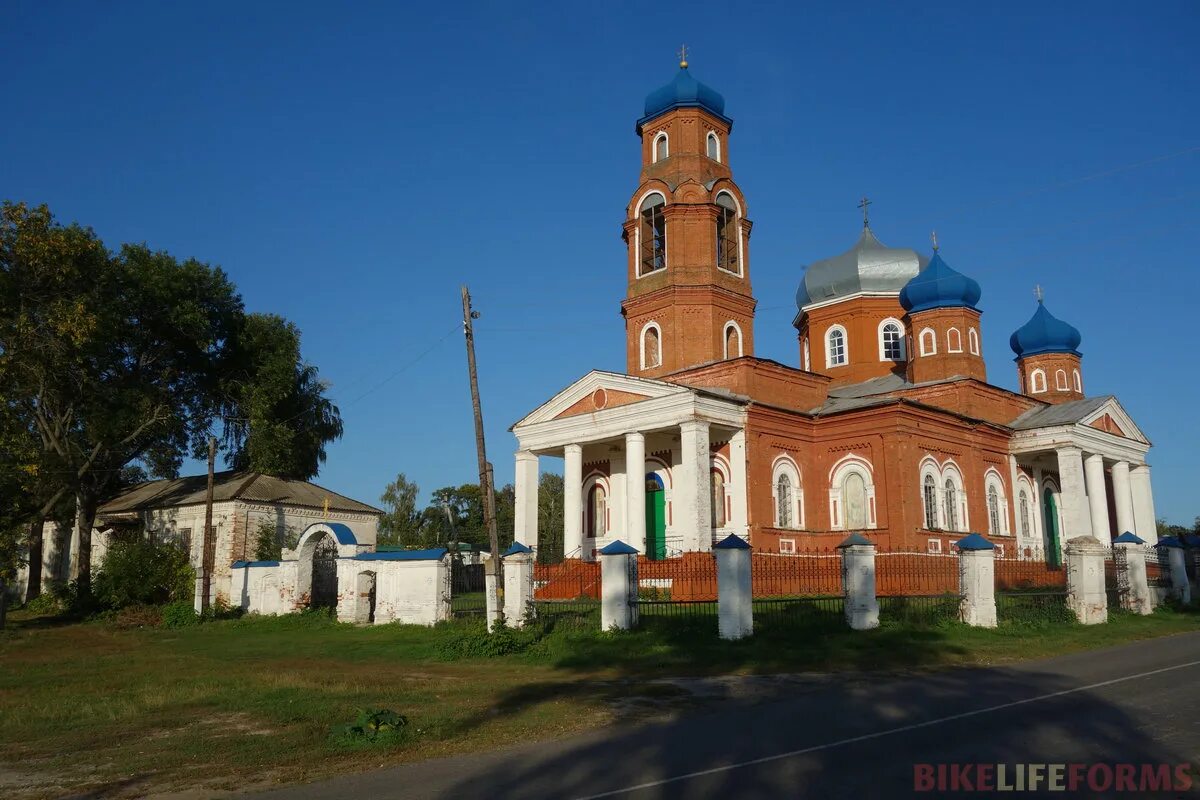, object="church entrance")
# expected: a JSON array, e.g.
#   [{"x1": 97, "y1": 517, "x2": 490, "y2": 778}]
[
  {"x1": 645, "y1": 473, "x2": 666, "y2": 560},
  {"x1": 1043, "y1": 488, "x2": 1062, "y2": 568},
  {"x1": 310, "y1": 534, "x2": 339, "y2": 608}
]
